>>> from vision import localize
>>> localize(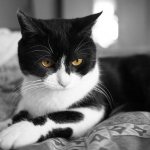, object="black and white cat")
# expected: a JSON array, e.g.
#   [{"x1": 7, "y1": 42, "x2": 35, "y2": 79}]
[
  {"x1": 0, "y1": 10, "x2": 106, "y2": 149},
  {"x1": 0, "y1": 10, "x2": 150, "y2": 149}
]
